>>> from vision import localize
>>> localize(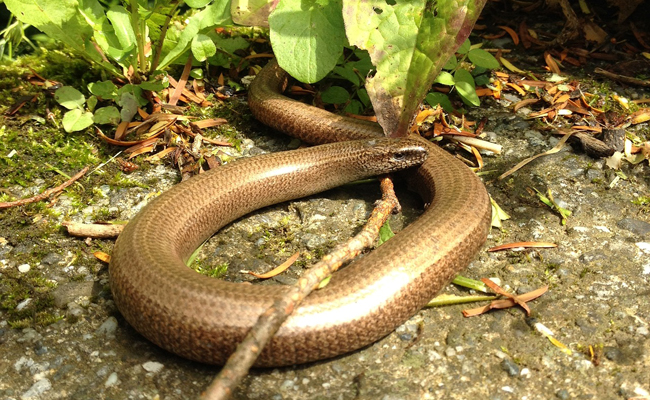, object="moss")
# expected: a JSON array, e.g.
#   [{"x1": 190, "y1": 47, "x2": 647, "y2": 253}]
[
  {"x1": 0, "y1": 268, "x2": 59, "y2": 327},
  {"x1": 192, "y1": 260, "x2": 229, "y2": 279}
]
